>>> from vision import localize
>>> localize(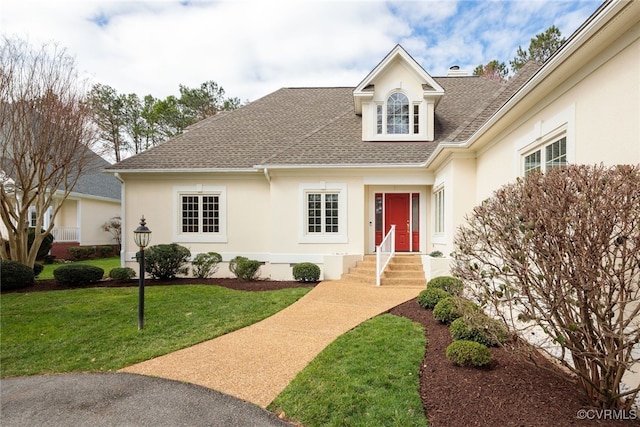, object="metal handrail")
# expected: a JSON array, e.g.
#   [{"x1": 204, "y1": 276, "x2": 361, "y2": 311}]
[{"x1": 376, "y1": 224, "x2": 395, "y2": 286}]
